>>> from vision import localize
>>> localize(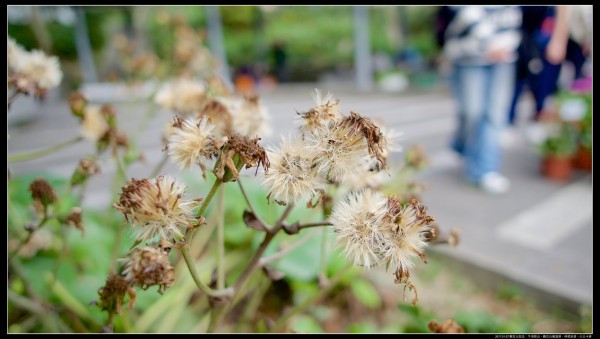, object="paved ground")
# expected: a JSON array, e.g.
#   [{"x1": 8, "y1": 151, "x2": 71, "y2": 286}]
[{"x1": 7, "y1": 81, "x2": 592, "y2": 316}]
